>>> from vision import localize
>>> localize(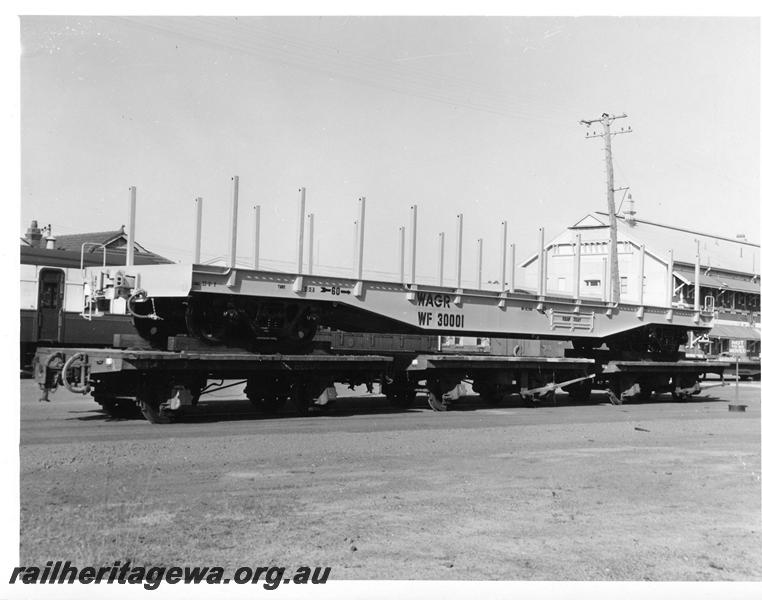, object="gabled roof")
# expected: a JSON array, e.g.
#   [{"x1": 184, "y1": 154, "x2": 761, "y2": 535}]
[
  {"x1": 580, "y1": 212, "x2": 760, "y2": 275},
  {"x1": 22, "y1": 225, "x2": 172, "y2": 264},
  {"x1": 570, "y1": 214, "x2": 609, "y2": 229},
  {"x1": 20, "y1": 244, "x2": 174, "y2": 268},
  {"x1": 52, "y1": 228, "x2": 150, "y2": 253}
]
